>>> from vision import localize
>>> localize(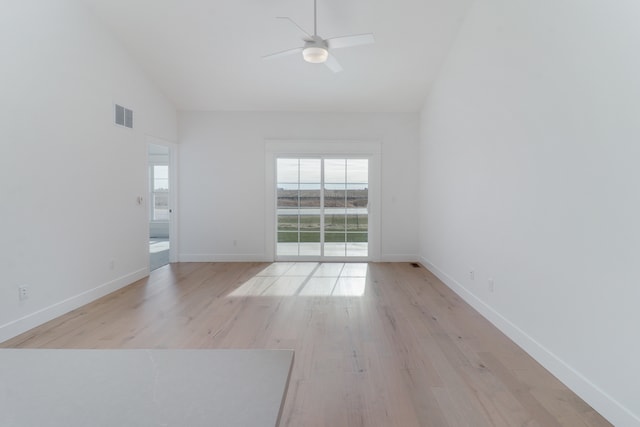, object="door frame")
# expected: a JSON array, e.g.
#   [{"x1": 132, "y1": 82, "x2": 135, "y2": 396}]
[
  {"x1": 147, "y1": 136, "x2": 179, "y2": 264},
  {"x1": 265, "y1": 140, "x2": 381, "y2": 262}
]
